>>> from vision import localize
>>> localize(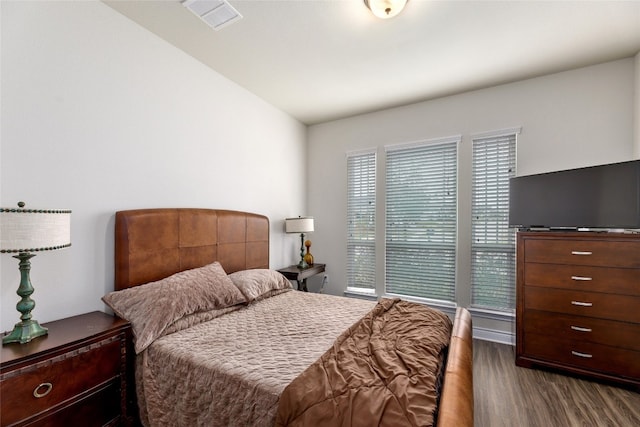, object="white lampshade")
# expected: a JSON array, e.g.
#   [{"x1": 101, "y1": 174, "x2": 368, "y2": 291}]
[
  {"x1": 364, "y1": 0, "x2": 408, "y2": 19},
  {"x1": 1, "y1": 204, "x2": 71, "y2": 253},
  {"x1": 285, "y1": 217, "x2": 314, "y2": 234}
]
